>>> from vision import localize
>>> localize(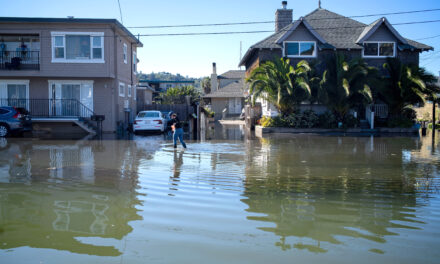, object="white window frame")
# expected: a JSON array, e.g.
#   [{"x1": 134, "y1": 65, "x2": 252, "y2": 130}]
[
  {"x1": 51, "y1": 32, "x2": 105, "y2": 63},
  {"x1": 0, "y1": 80, "x2": 30, "y2": 109},
  {"x1": 127, "y1": 84, "x2": 132, "y2": 97},
  {"x1": 47, "y1": 80, "x2": 94, "y2": 117},
  {"x1": 123, "y1": 43, "x2": 128, "y2": 64},
  {"x1": 132, "y1": 51, "x2": 137, "y2": 73},
  {"x1": 362, "y1": 41, "x2": 396, "y2": 58},
  {"x1": 283, "y1": 41, "x2": 317, "y2": 58},
  {"x1": 119, "y1": 82, "x2": 125, "y2": 97}
]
